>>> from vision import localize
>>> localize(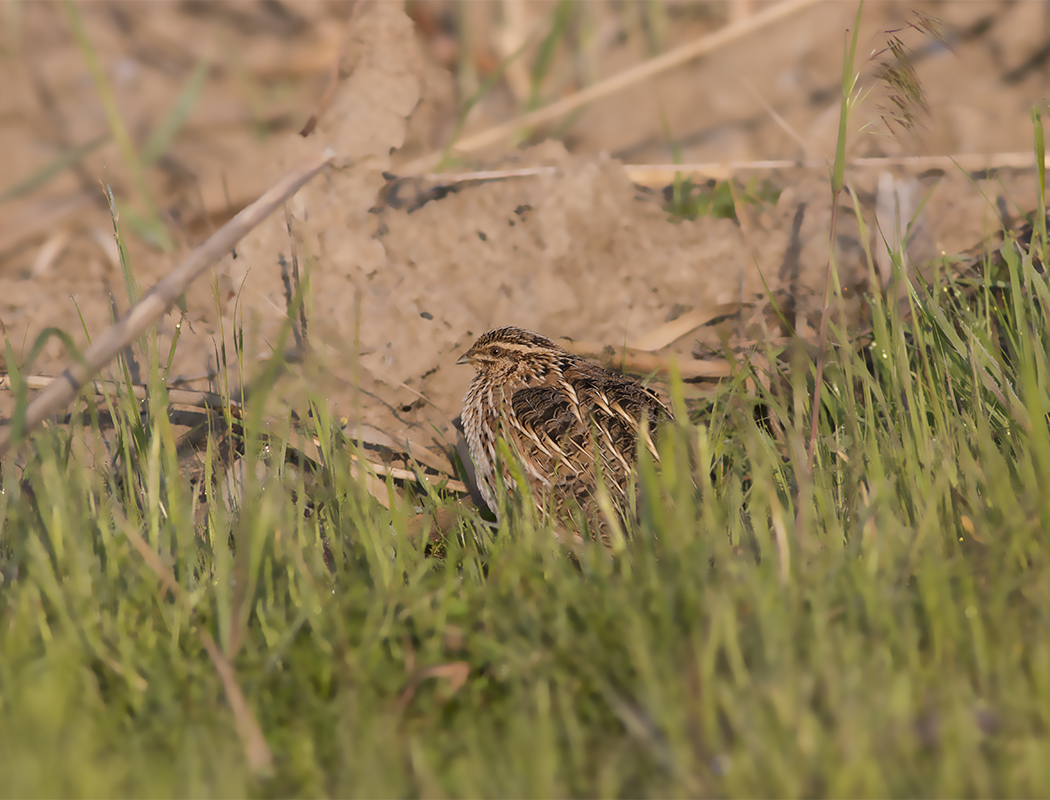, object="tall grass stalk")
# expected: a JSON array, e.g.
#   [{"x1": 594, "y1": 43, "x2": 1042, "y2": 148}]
[{"x1": 62, "y1": 0, "x2": 172, "y2": 250}]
